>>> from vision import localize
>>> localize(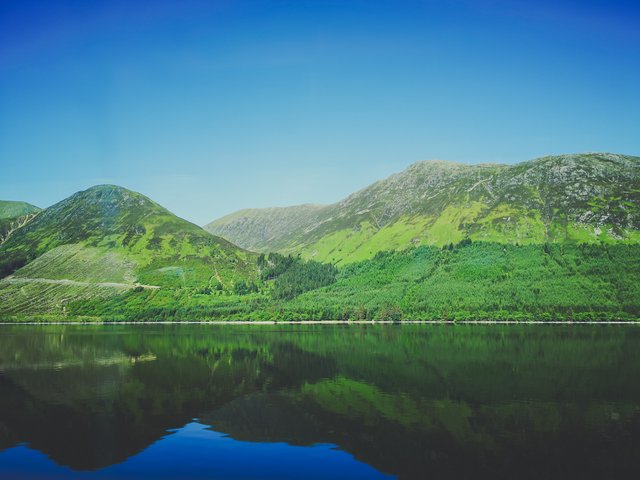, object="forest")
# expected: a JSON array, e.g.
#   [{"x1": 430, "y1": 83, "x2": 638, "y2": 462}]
[{"x1": 44, "y1": 241, "x2": 640, "y2": 323}]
